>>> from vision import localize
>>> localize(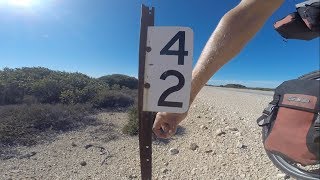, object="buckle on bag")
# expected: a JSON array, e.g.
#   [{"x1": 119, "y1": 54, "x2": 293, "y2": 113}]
[
  {"x1": 263, "y1": 104, "x2": 275, "y2": 116},
  {"x1": 257, "y1": 104, "x2": 276, "y2": 126}
]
